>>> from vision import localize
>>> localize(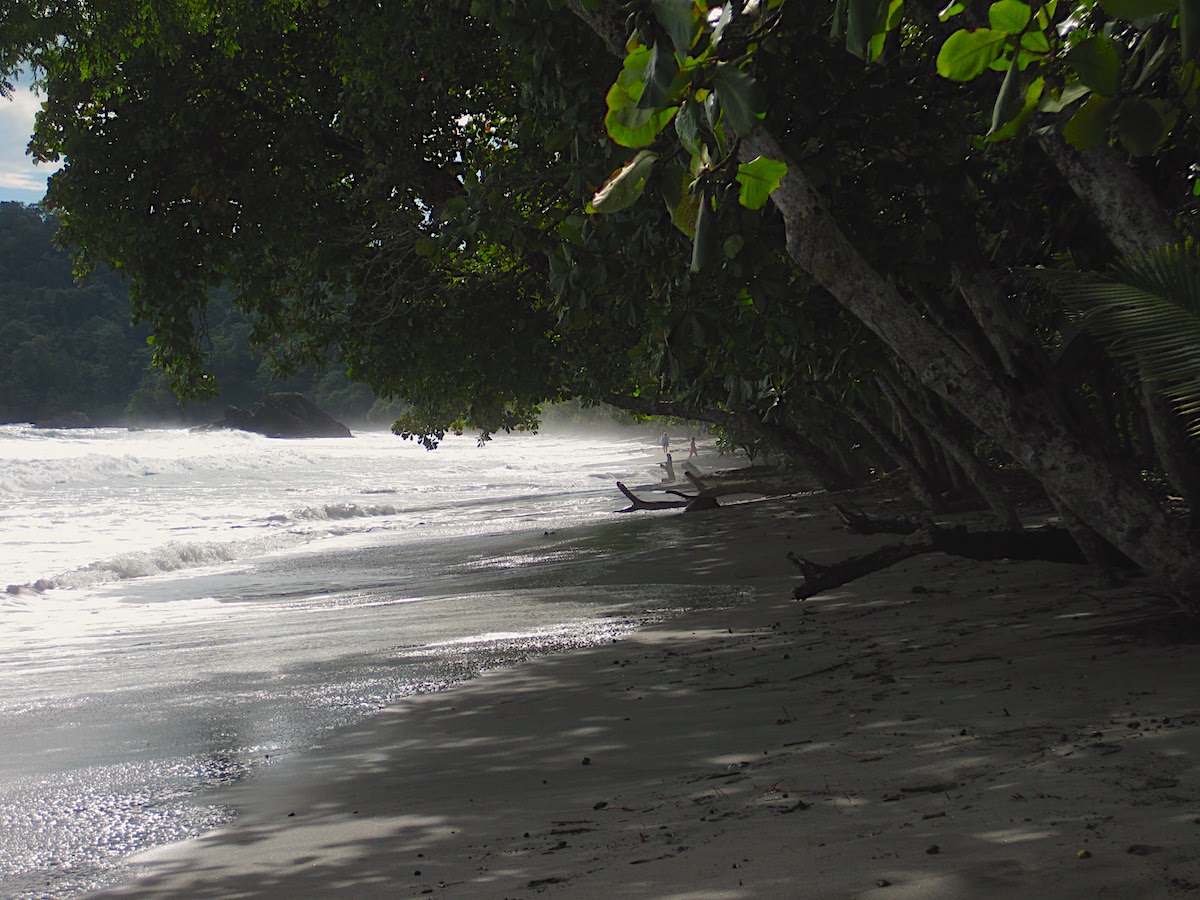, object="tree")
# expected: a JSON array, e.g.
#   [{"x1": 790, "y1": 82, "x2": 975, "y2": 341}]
[
  {"x1": 3, "y1": 0, "x2": 1198, "y2": 605},
  {"x1": 571, "y1": 0, "x2": 1200, "y2": 602}
]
